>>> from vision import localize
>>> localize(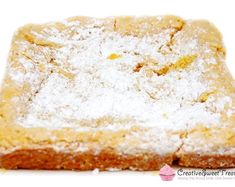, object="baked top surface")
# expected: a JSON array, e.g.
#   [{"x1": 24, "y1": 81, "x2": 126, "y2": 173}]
[{"x1": 0, "y1": 16, "x2": 235, "y2": 156}]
